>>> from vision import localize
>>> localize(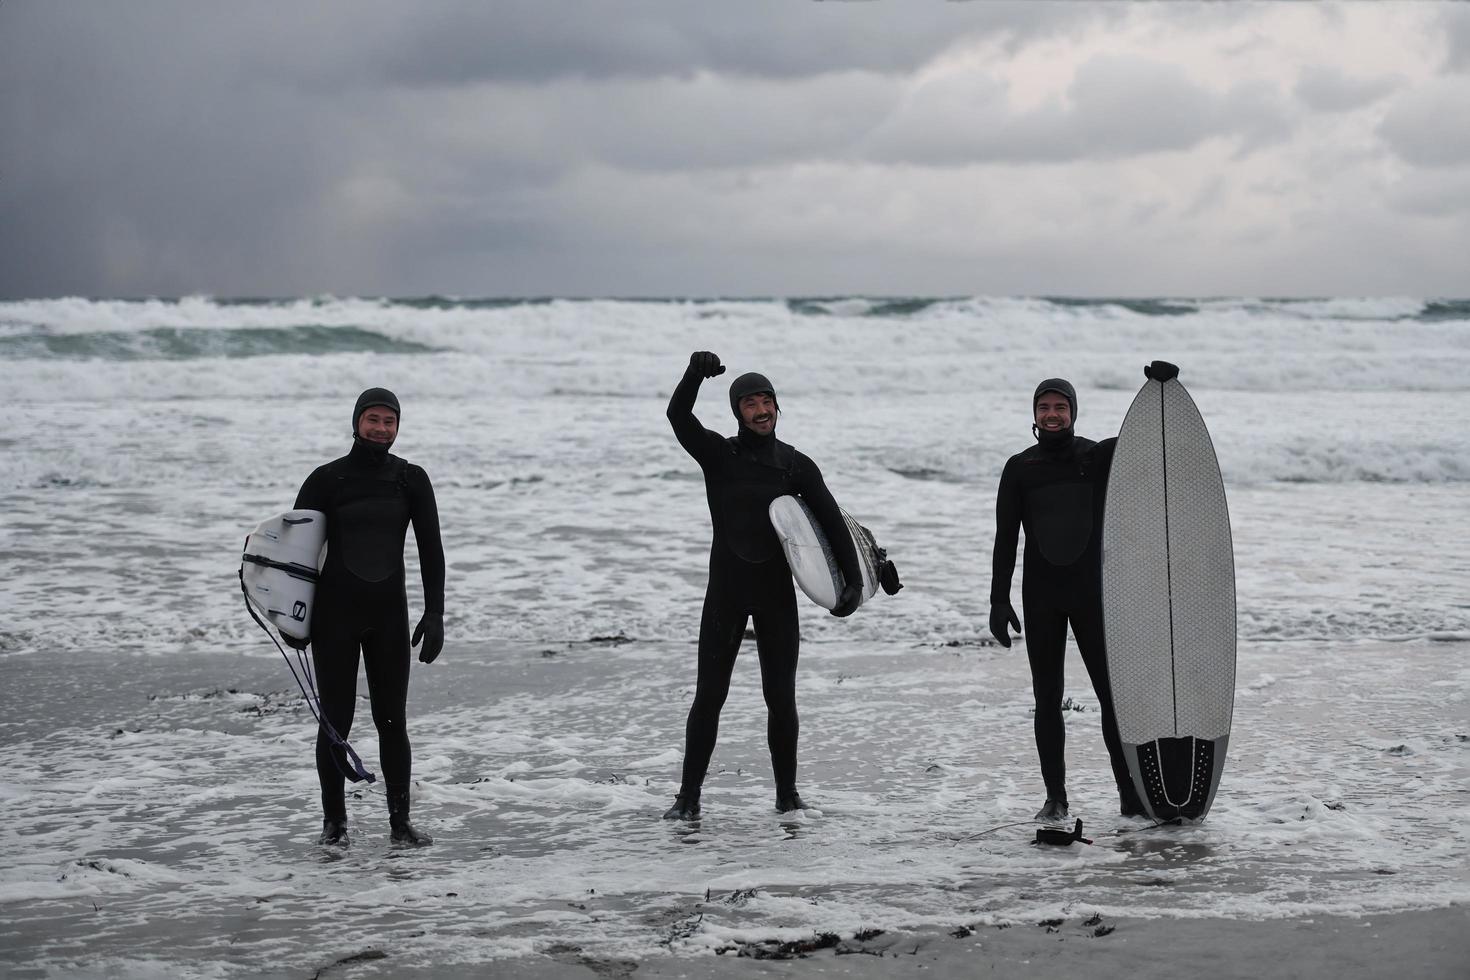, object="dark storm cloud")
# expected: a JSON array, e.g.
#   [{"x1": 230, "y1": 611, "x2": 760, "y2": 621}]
[
  {"x1": 0, "y1": 4, "x2": 591, "y2": 296},
  {"x1": 0, "y1": 5, "x2": 346, "y2": 296},
  {"x1": 1, "y1": 2, "x2": 1466, "y2": 299},
  {"x1": 0, "y1": 1, "x2": 1112, "y2": 297},
  {"x1": 323, "y1": 1, "x2": 1108, "y2": 86}
]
